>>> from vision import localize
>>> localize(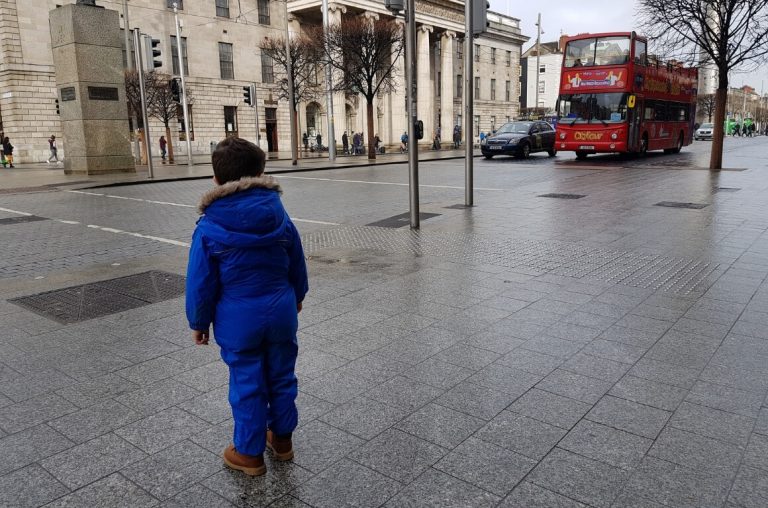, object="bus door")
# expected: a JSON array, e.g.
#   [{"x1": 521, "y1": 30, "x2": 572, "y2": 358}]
[{"x1": 627, "y1": 95, "x2": 642, "y2": 151}]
